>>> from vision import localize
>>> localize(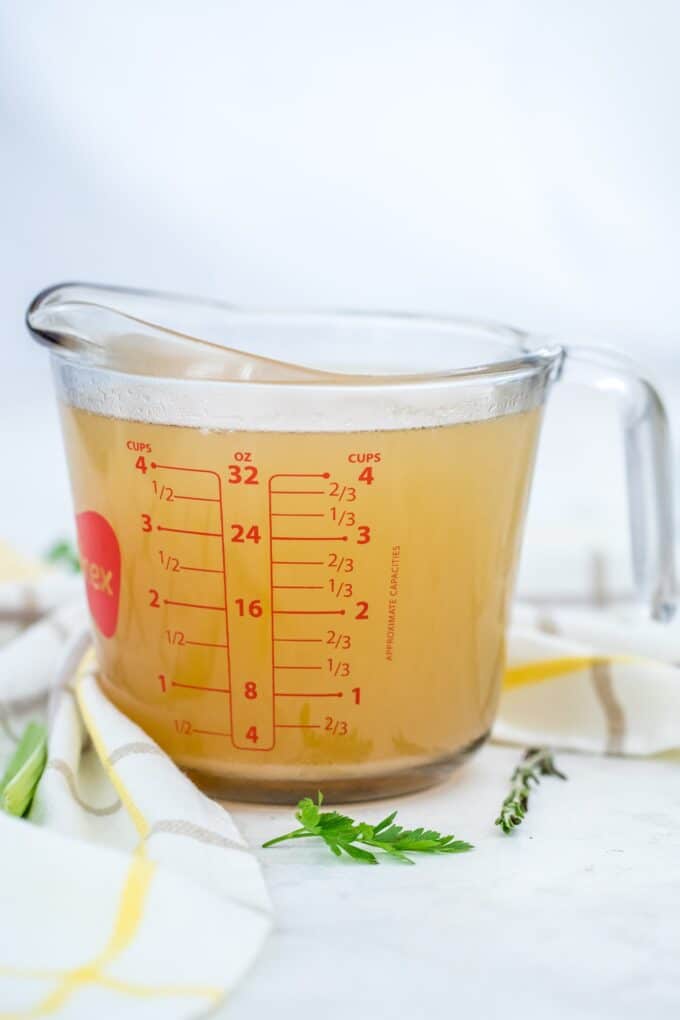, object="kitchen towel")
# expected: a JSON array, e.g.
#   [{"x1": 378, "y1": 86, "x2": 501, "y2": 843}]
[
  {"x1": 0, "y1": 545, "x2": 272, "y2": 1020},
  {"x1": 499, "y1": 548, "x2": 679, "y2": 756},
  {"x1": 500, "y1": 599, "x2": 679, "y2": 755}
]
